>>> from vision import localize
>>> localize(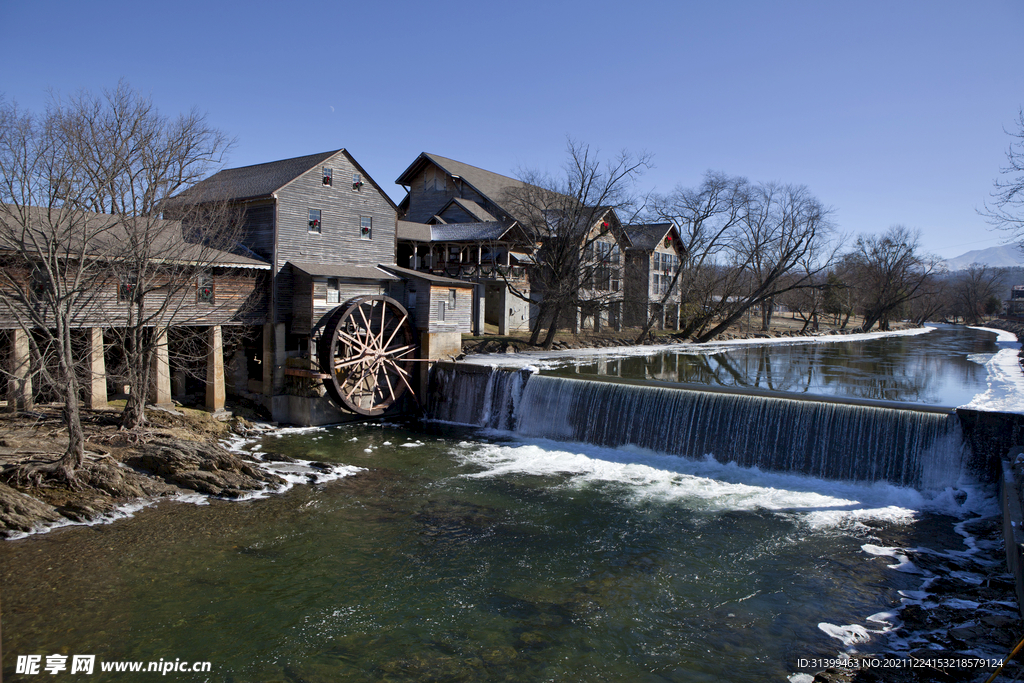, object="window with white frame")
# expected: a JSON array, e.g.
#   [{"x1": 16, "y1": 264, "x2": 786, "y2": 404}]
[
  {"x1": 308, "y1": 209, "x2": 321, "y2": 233},
  {"x1": 360, "y1": 216, "x2": 372, "y2": 239}
]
